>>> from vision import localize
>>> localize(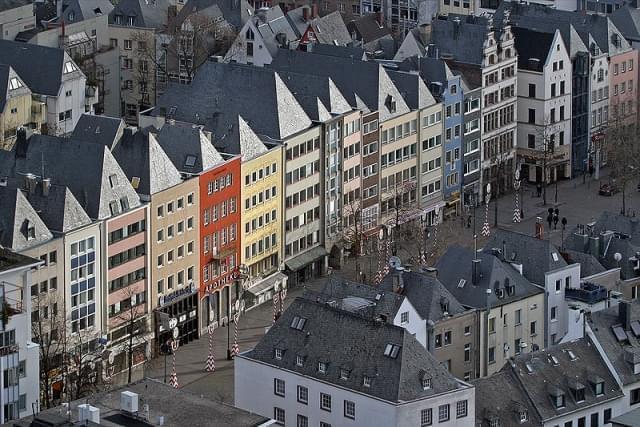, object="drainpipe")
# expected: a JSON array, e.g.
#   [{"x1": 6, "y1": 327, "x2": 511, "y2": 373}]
[{"x1": 484, "y1": 288, "x2": 492, "y2": 377}]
